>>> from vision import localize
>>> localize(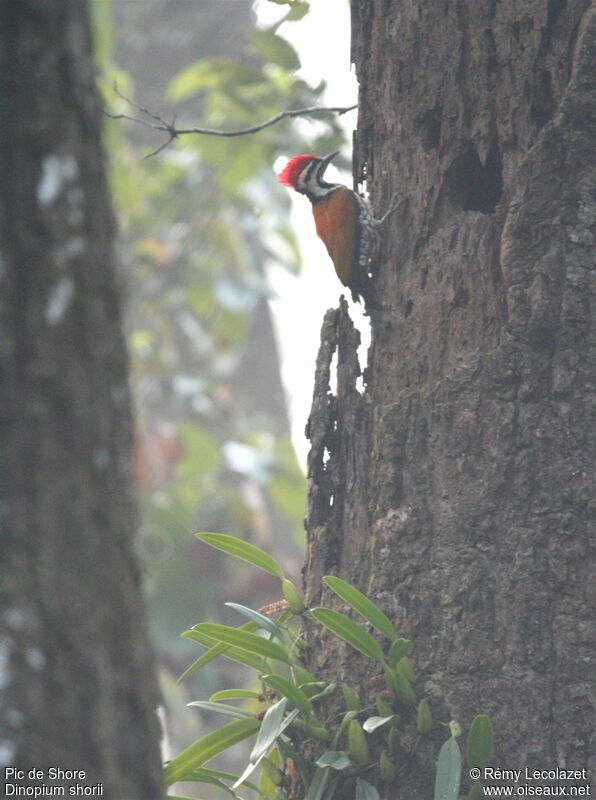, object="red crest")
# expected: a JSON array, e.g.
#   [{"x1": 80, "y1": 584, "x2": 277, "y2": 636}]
[{"x1": 277, "y1": 154, "x2": 318, "y2": 188}]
